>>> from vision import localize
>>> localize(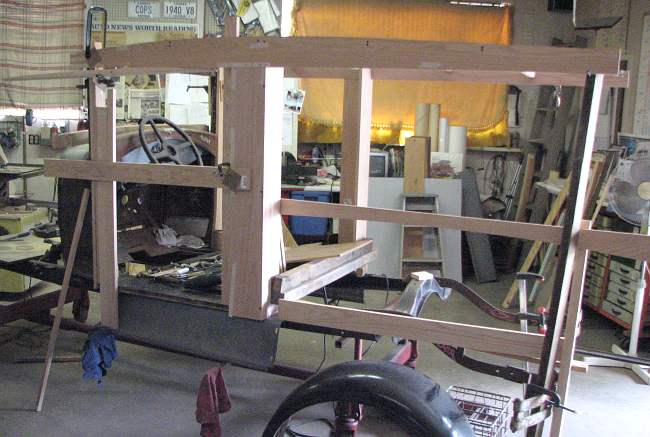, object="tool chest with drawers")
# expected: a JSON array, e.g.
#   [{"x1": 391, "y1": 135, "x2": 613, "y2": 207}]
[{"x1": 582, "y1": 215, "x2": 650, "y2": 338}]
